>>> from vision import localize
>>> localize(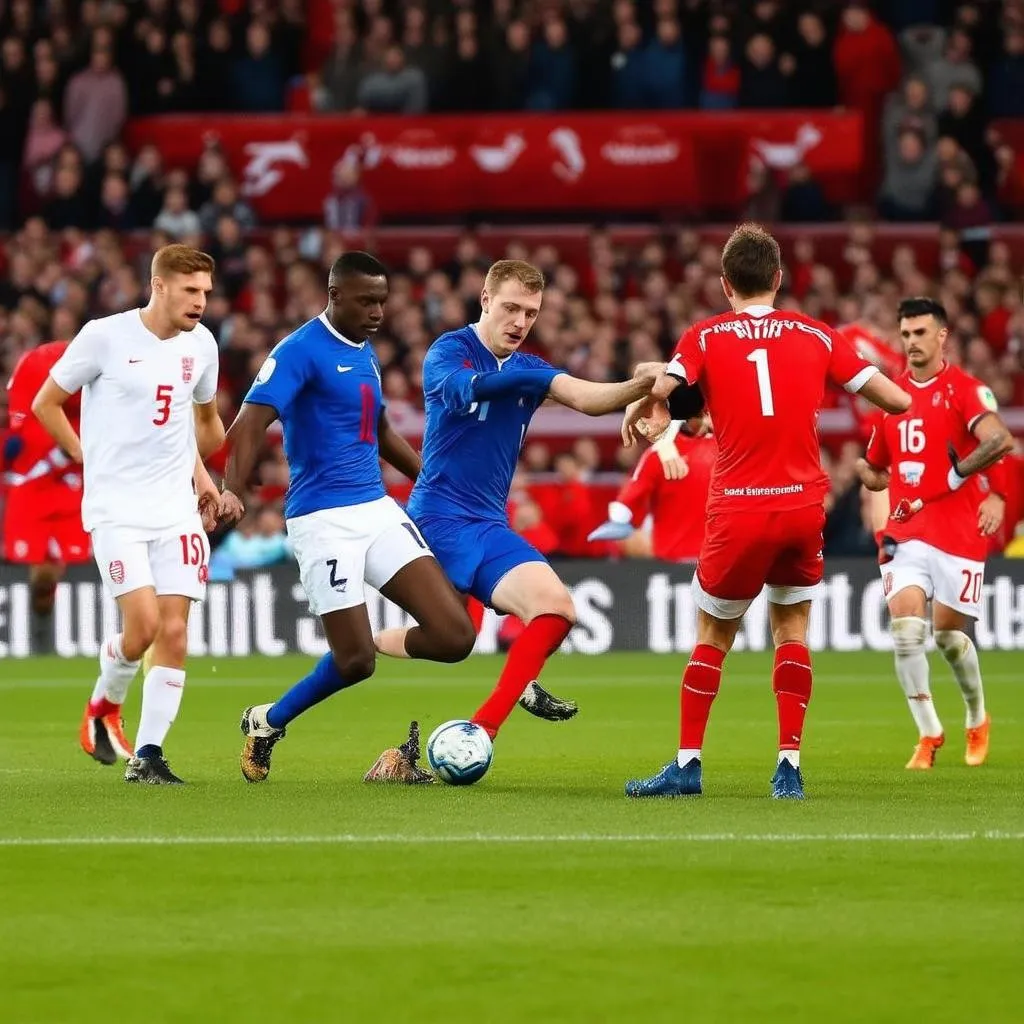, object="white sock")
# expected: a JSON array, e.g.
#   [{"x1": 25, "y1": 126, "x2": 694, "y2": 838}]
[
  {"x1": 135, "y1": 666, "x2": 186, "y2": 752},
  {"x1": 90, "y1": 633, "x2": 140, "y2": 706},
  {"x1": 934, "y1": 630, "x2": 986, "y2": 729},
  {"x1": 248, "y1": 703, "x2": 279, "y2": 736},
  {"x1": 892, "y1": 617, "x2": 943, "y2": 738},
  {"x1": 677, "y1": 748, "x2": 701, "y2": 767},
  {"x1": 778, "y1": 750, "x2": 800, "y2": 768}
]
